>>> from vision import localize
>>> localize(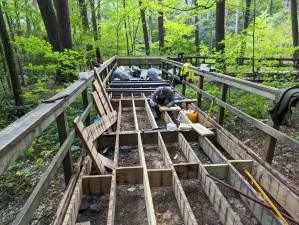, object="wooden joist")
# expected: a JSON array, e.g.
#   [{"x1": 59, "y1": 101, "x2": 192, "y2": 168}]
[{"x1": 159, "y1": 105, "x2": 181, "y2": 112}]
